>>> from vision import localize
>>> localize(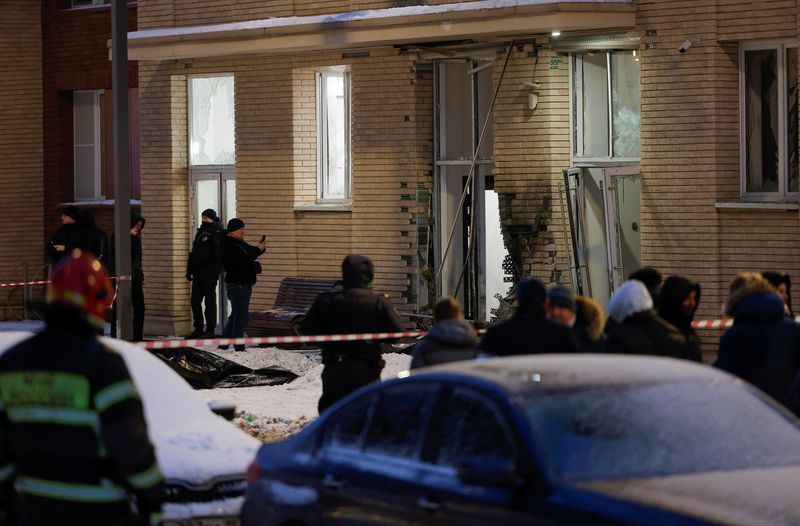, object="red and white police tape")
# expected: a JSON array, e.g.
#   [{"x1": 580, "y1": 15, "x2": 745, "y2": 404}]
[
  {"x1": 0, "y1": 275, "x2": 132, "y2": 288},
  {"x1": 136, "y1": 316, "x2": 800, "y2": 349}
]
